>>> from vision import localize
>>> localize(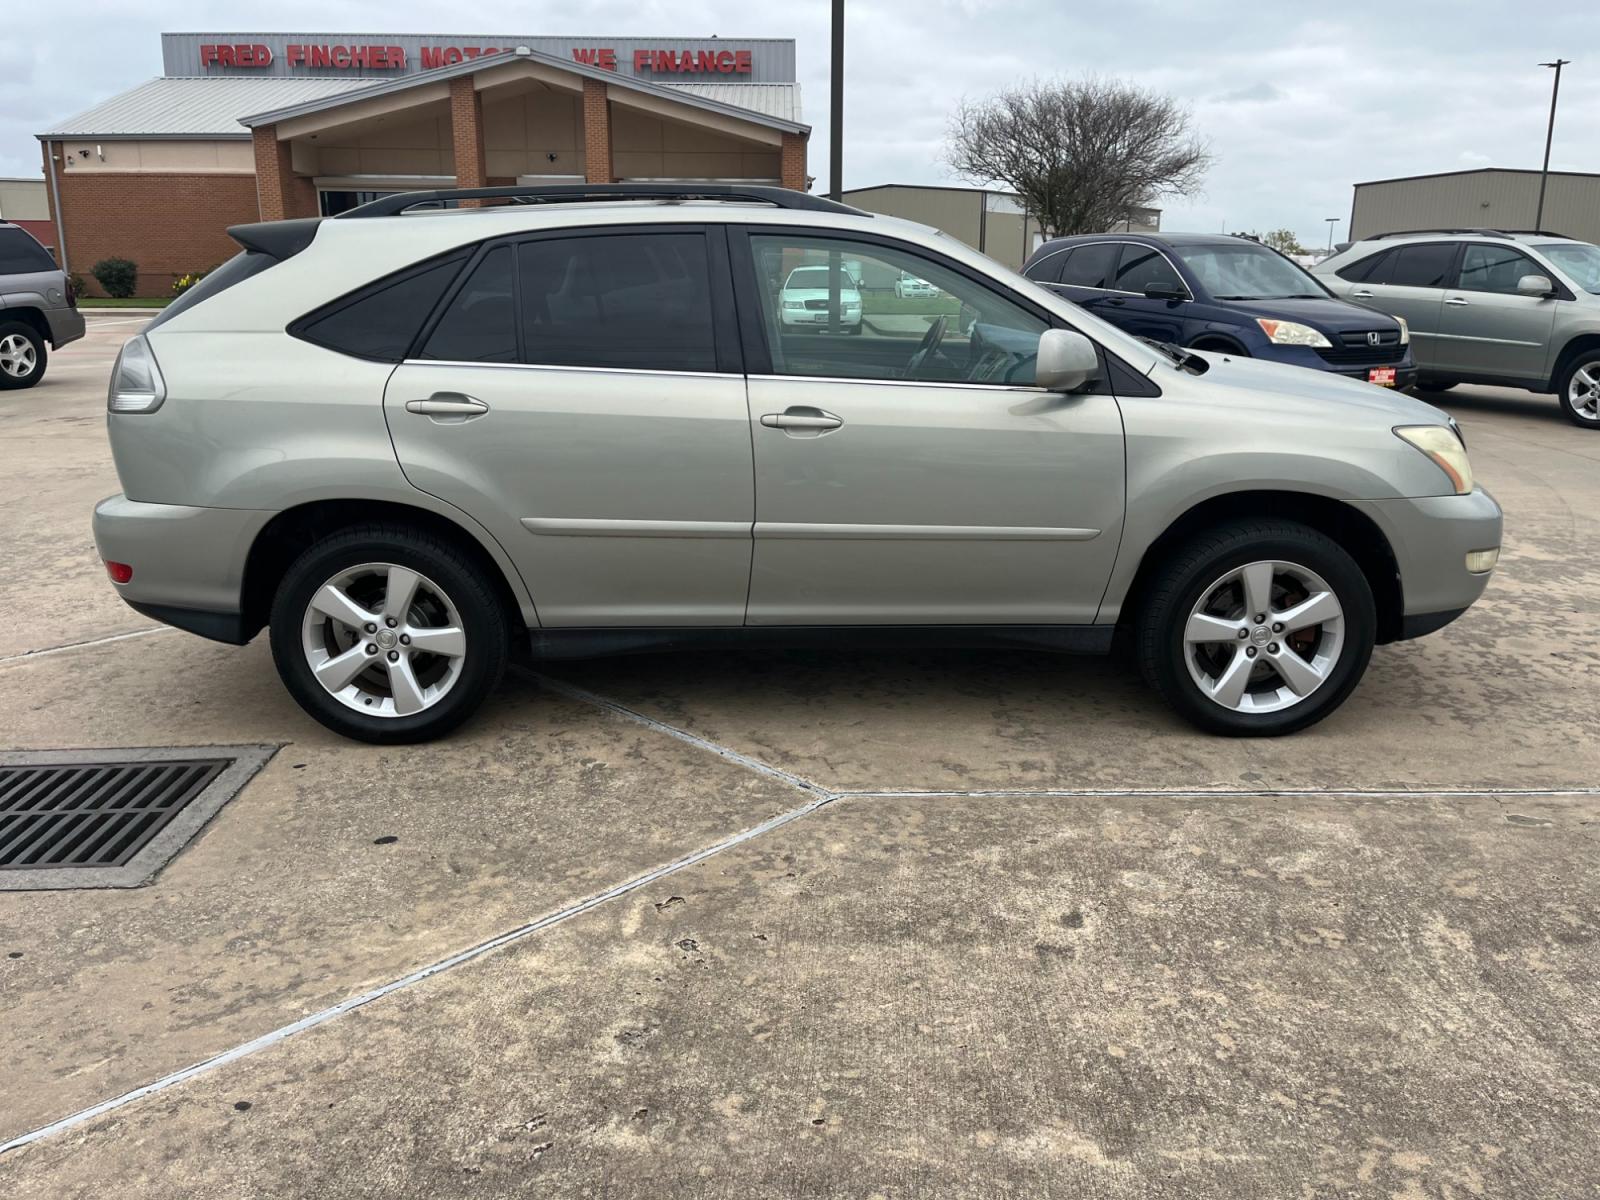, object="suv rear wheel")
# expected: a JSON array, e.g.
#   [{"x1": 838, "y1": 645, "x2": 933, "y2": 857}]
[
  {"x1": 1556, "y1": 354, "x2": 1600, "y2": 428},
  {"x1": 268, "y1": 525, "x2": 510, "y2": 743},
  {"x1": 1136, "y1": 520, "x2": 1376, "y2": 736},
  {"x1": 0, "y1": 321, "x2": 46, "y2": 390}
]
